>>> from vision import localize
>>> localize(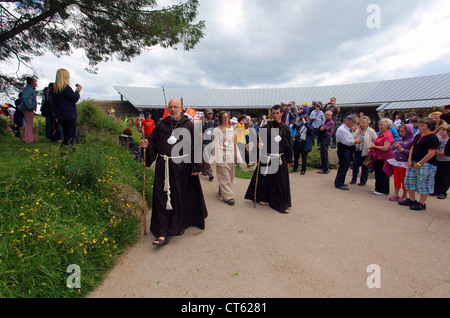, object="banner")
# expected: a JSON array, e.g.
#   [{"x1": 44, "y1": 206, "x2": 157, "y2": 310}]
[
  {"x1": 194, "y1": 111, "x2": 204, "y2": 121},
  {"x1": 162, "y1": 106, "x2": 169, "y2": 118},
  {"x1": 185, "y1": 106, "x2": 198, "y2": 120}
]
